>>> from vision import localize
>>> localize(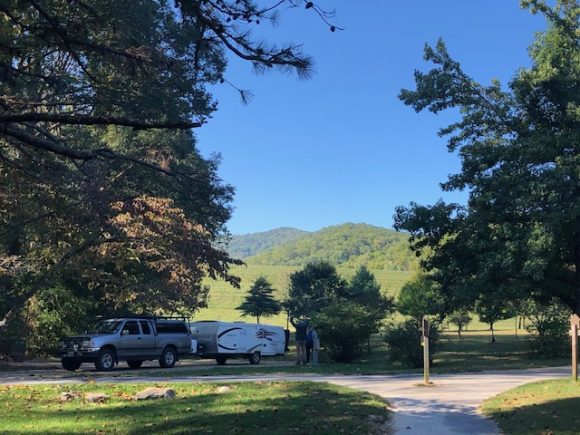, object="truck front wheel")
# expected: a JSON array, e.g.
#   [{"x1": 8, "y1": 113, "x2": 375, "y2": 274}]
[
  {"x1": 61, "y1": 358, "x2": 82, "y2": 371},
  {"x1": 159, "y1": 347, "x2": 177, "y2": 368},
  {"x1": 215, "y1": 355, "x2": 227, "y2": 365},
  {"x1": 95, "y1": 348, "x2": 116, "y2": 371}
]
